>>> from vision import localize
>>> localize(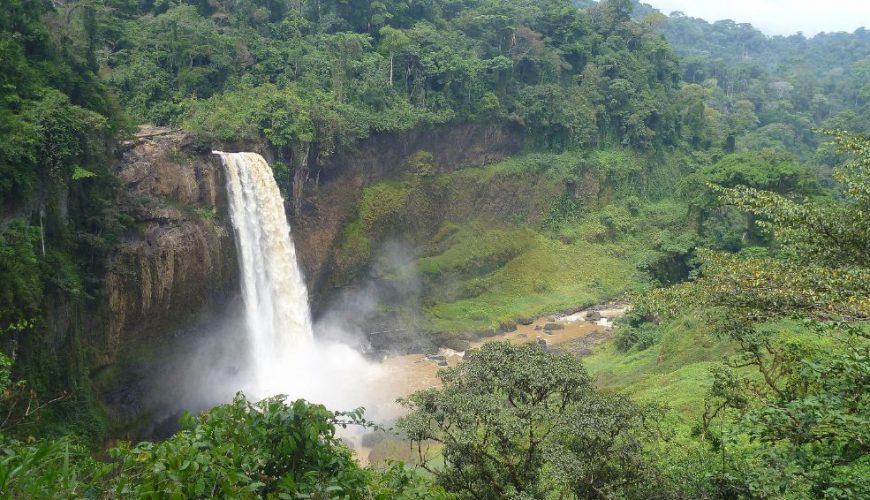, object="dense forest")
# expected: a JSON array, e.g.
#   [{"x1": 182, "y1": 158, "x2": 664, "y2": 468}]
[{"x1": 1, "y1": 0, "x2": 868, "y2": 497}]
